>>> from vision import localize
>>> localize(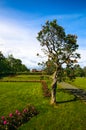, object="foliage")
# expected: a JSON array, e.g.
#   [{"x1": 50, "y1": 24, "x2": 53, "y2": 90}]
[
  {"x1": 0, "y1": 52, "x2": 29, "y2": 77},
  {"x1": 37, "y1": 19, "x2": 80, "y2": 81},
  {"x1": 44, "y1": 59, "x2": 56, "y2": 74},
  {"x1": 83, "y1": 66, "x2": 86, "y2": 77},
  {"x1": 73, "y1": 64, "x2": 85, "y2": 77},
  {"x1": 37, "y1": 19, "x2": 80, "y2": 104},
  {"x1": 0, "y1": 52, "x2": 10, "y2": 74},
  {"x1": 0, "y1": 104, "x2": 38, "y2": 130}
]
